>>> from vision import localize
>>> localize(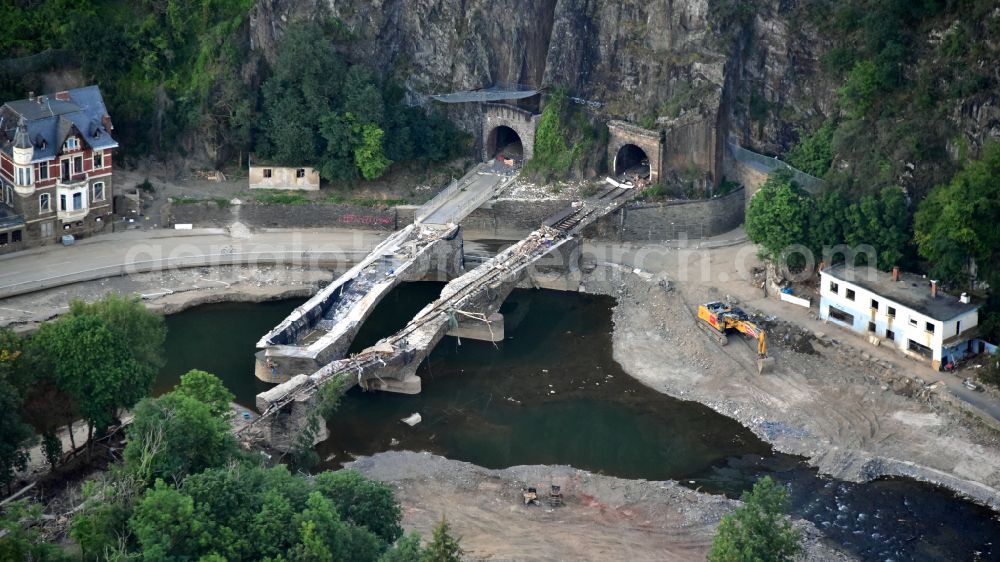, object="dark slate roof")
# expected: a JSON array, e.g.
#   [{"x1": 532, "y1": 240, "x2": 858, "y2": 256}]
[
  {"x1": 822, "y1": 263, "x2": 979, "y2": 321},
  {"x1": 0, "y1": 86, "x2": 117, "y2": 161}
]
